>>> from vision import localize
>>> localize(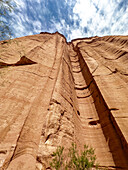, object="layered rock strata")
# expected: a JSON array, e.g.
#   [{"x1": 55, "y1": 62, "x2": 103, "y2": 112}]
[{"x1": 0, "y1": 32, "x2": 128, "y2": 169}]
